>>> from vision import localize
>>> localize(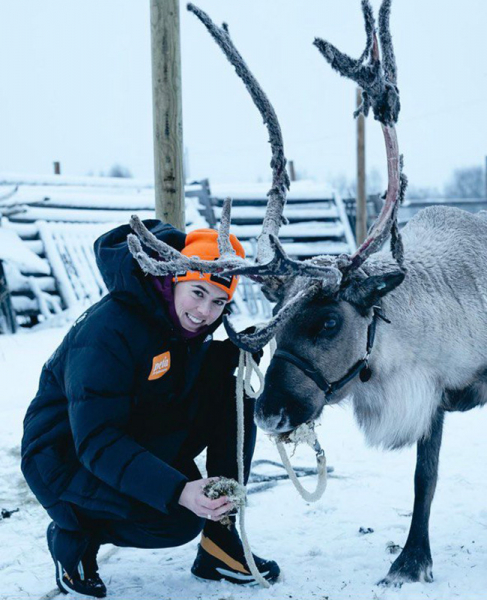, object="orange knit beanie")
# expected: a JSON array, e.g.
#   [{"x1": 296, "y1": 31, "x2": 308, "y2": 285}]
[{"x1": 173, "y1": 228, "x2": 245, "y2": 300}]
